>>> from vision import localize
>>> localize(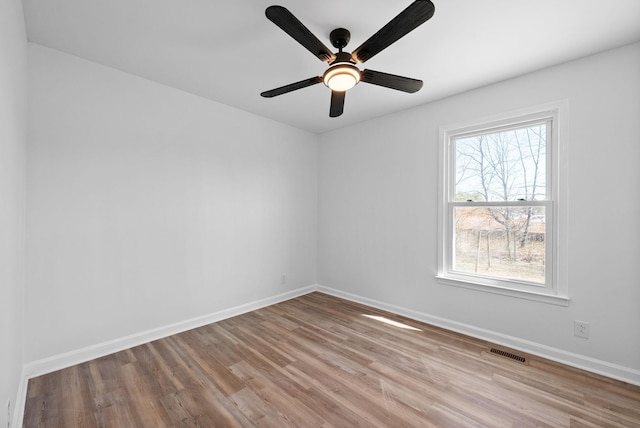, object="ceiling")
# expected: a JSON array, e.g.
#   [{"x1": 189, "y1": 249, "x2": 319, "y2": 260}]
[{"x1": 22, "y1": 0, "x2": 640, "y2": 134}]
